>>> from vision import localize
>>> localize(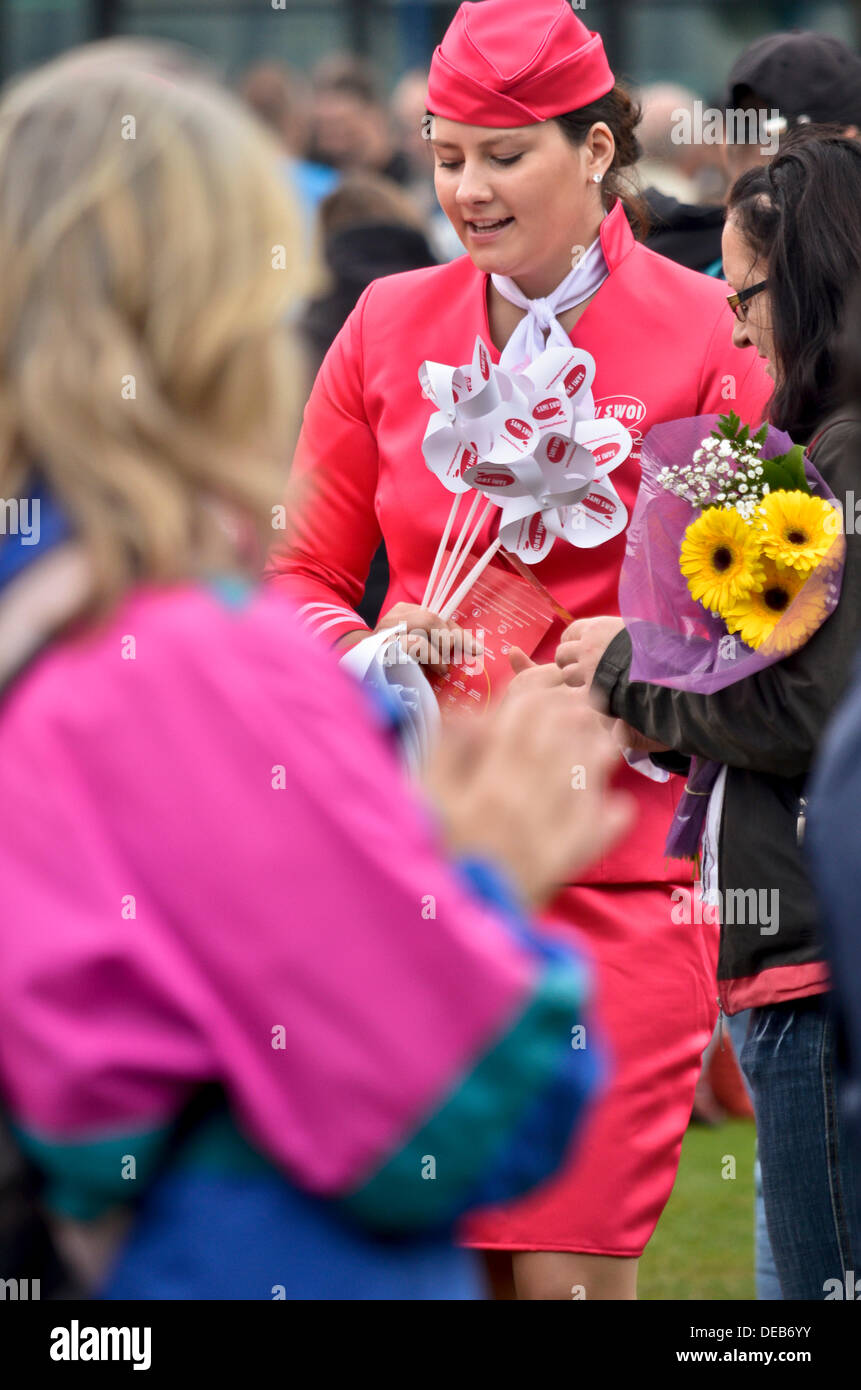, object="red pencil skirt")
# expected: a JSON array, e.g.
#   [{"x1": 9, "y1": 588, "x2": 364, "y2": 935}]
[{"x1": 460, "y1": 880, "x2": 719, "y2": 1256}]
